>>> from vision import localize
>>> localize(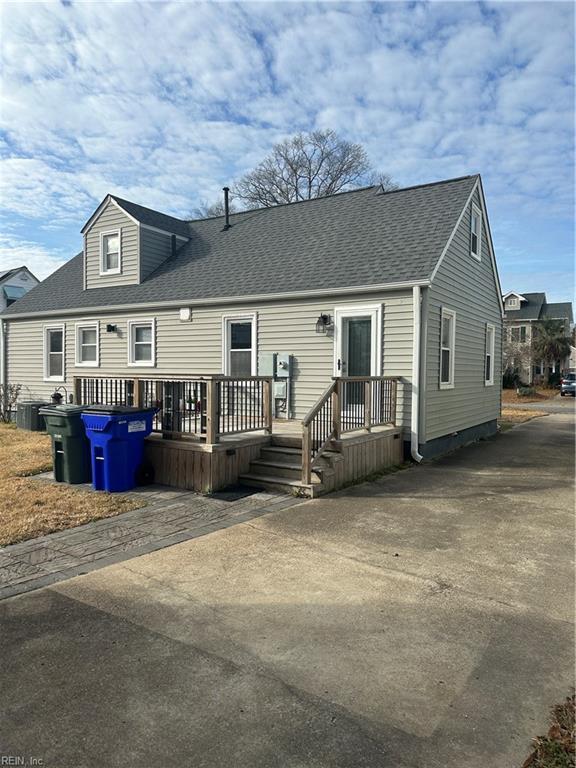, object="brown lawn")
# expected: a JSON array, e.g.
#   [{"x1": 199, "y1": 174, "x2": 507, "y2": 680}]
[
  {"x1": 499, "y1": 407, "x2": 549, "y2": 426},
  {"x1": 502, "y1": 387, "x2": 559, "y2": 405},
  {"x1": 0, "y1": 423, "x2": 143, "y2": 547}
]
